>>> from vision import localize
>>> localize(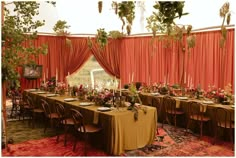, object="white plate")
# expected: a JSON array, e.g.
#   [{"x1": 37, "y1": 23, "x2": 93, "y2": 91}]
[
  {"x1": 176, "y1": 97, "x2": 188, "y2": 100},
  {"x1": 46, "y1": 94, "x2": 57, "y2": 97},
  {"x1": 27, "y1": 89, "x2": 37, "y2": 92},
  {"x1": 80, "y1": 102, "x2": 94, "y2": 106},
  {"x1": 36, "y1": 91, "x2": 46, "y2": 94},
  {"x1": 97, "y1": 107, "x2": 111, "y2": 111},
  {"x1": 151, "y1": 92, "x2": 160, "y2": 96},
  {"x1": 64, "y1": 98, "x2": 77, "y2": 102},
  {"x1": 202, "y1": 101, "x2": 214, "y2": 104}
]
